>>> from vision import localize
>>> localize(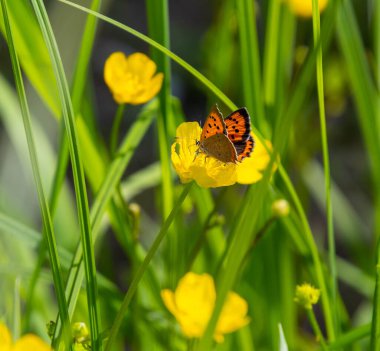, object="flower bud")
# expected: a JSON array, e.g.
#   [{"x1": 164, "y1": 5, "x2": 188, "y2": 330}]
[{"x1": 272, "y1": 199, "x2": 290, "y2": 217}]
